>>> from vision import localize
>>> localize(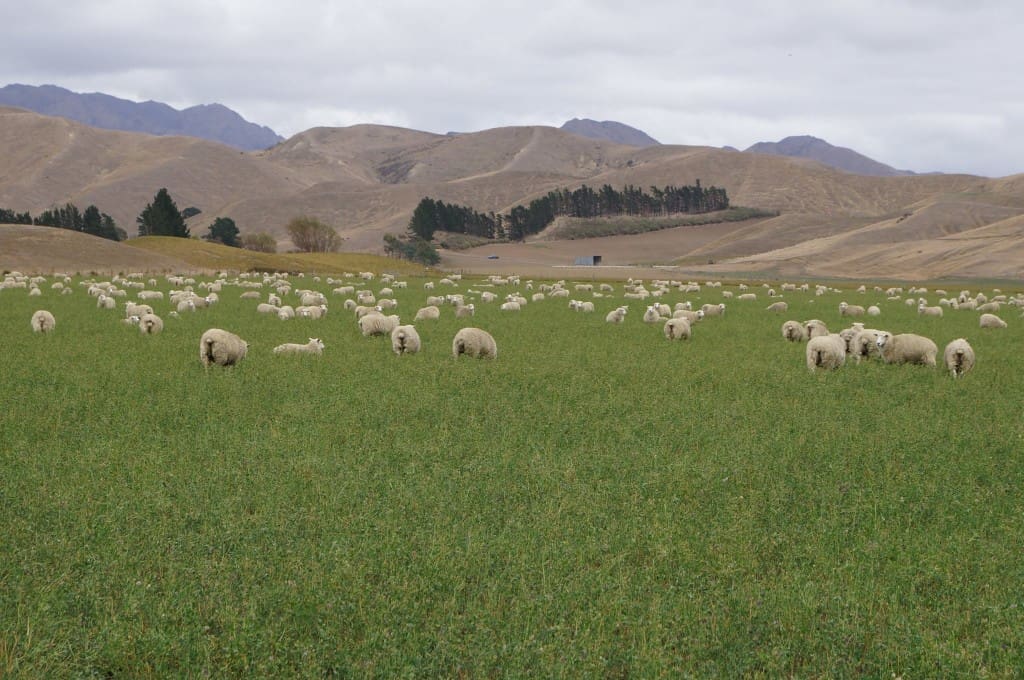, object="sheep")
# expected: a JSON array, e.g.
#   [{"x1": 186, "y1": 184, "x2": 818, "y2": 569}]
[
  {"x1": 96, "y1": 294, "x2": 116, "y2": 310},
  {"x1": 866, "y1": 305, "x2": 881, "y2": 316},
  {"x1": 943, "y1": 338, "x2": 976, "y2": 378},
  {"x1": 806, "y1": 334, "x2": 847, "y2": 372},
  {"x1": 277, "y1": 306, "x2": 296, "y2": 320},
  {"x1": 452, "y1": 327, "x2": 497, "y2": 359},
  {"x1": 415, "y1": 305, "x2": 441, "y2": 321},
  {"x1": 851, "y1": 329, "x2": 884, "y2": 363},
  {"x1": 642, "y1": 305, "x2": 663, "y2": 324},
  {"x1": 979, "y1": 313, "x2": 1007, "y2": 329},
  {"x1": 199, "y1": 328, "x2": 249, "y2": 367},
  {"x1": 875, "y1": 332, "x2": 937, "y2": 367},
  {"x1": 177, "y1": 299, "x2": 197, "y2": 313},
  {"x1": 358, "y1": 313, "x2": 400, "y2": 336},
  {"x1": 125, "y1": 302, "x2": 154, "y2": 318},
  {"x1": 673, "y1": 309, "x2": 704, "y2": 323},
  {"x1": 139, "y1": 313, "x2": 164, "y2": 335},
  {"x1": 701, "y1": 303, "x2": 726, "y2": 317},
  {"x1": 737, "y1": 293, "x2": 757, "y2": 301},
  {"x1": 455, "y1": 303, "x2": 476, "y2": 318},
  {"x1": 256, "y1": 303, "x2": 280, "y2": 315},
  {"x1": 839, "y1": 302, "x2": 866, "y2": 317},
  {"x1": 663, "y1": 317, "x2": 691, "y2": 340},
  {"x1": 391, "y1": 325, "x2": 422, "y2": 355},
  {"x1": 766, "y1": 301, "x2": 788, "y2": 313},
  {"x1": 273, "y1": 337, "x2": 325, "y2": 355},
  {"x1": 605, "y1": 307, "x2": 628, "y2": 324},
  {"x1": 122, "y1": 314, "x2": 141, "y2": 326},
  {"x1": 781, "y1": 320, "x2": 806, "y2": 342},
  {"x1": 30, "y1": 310, "x2": 55, "y2": 333},
  {"x1": 805, "y1": 319, "x2": 829, "y2": 338},
  {"x1": 500, "y1": 301, "x2": 521, "y2": 312},
  {"x1": 917, "y1": 303, "x2": 943, "y2": 317},
  {"x1": 297, "y1": 304, "x2": 328, "y2": 320}
]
